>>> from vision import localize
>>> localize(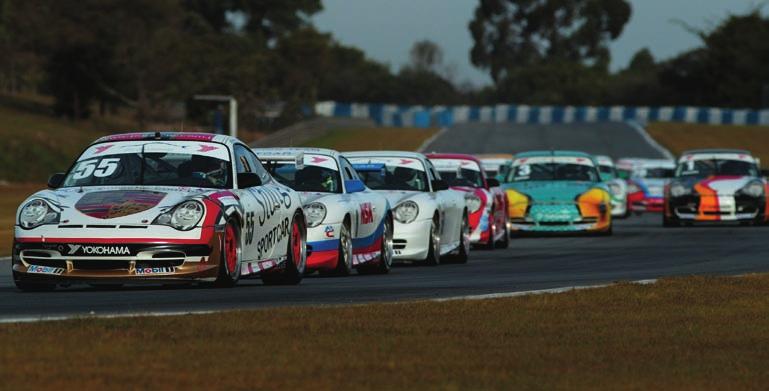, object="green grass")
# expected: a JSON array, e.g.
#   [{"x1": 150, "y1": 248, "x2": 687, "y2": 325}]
[
  {"x1": 647, "y1": 122, "x2": 769, "y2": 166},
  {"x1": 299, "y1": 127, "x2": 438, "y2": 151},
  {"x1": 2, "y1": 275, "x2": 769, "y2": 389},
  {"x1": 0, "y1": 105, "x2": 118, "y2": 183}
]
